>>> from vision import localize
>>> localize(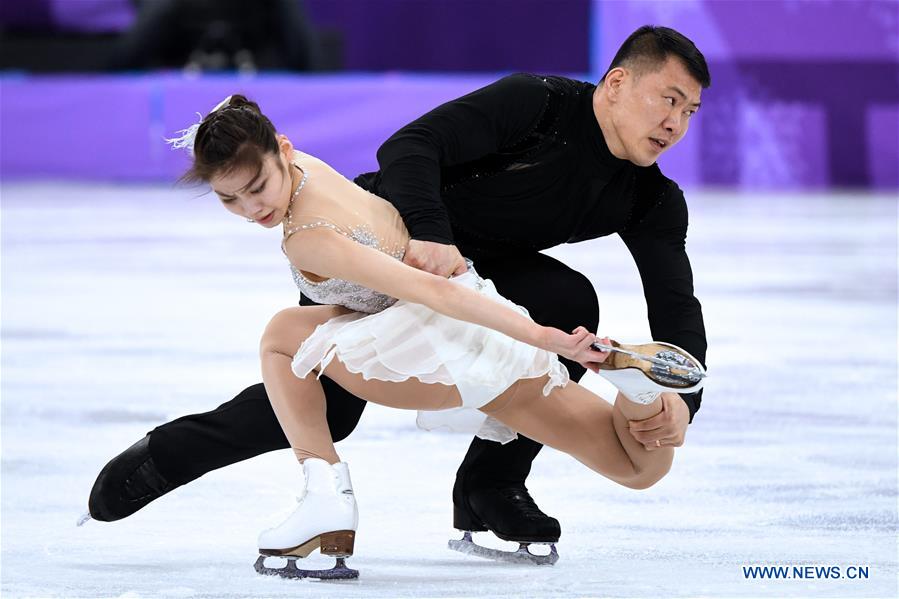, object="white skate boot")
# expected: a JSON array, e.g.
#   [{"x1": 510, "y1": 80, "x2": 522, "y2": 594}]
[
  {"x1": 254, "y1": 458, "x2": 359, "y2": 580},
  {"x1": 594, "y1": 340, "x2": 706, "y2": 404}
]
